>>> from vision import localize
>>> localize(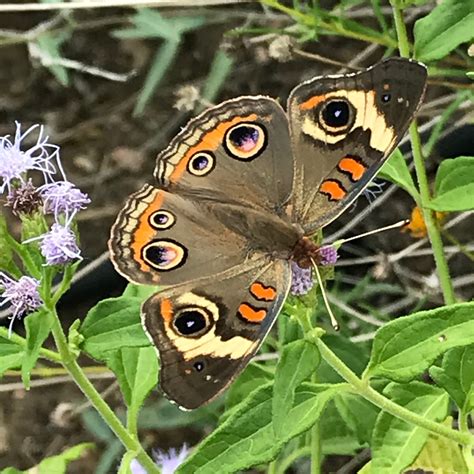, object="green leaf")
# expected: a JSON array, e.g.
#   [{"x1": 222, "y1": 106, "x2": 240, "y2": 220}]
[
  {"x1": 35, "y1": 32, "x2": 70, "y2": 86},
  {"x1": 372, "y1": 382, "x2": 449, "y2": 474},
  {"x1": 22, "y1": 309, "x2": 53, "y2": 388},
  {"x1": 122, "y1": 283, "x2": 156, "y2": 299},
  {"x1": 430, "y1": 156, "x2": 474, "y2": 211},
  {"x1": 177, "y1": 382, "x2": 338, "y2": 474},
  {"x1": 199, "y1": 49, "x2": 234, "y2": 111},
  {"x1": 106, "y1": 346, "x2": 158, "y2": 418},
  {"x1": 378, "y1": 148, "x2": 418, "y2": 199},
  {"x1": 0, "y1": 335, "x2": 24, "y2": 377},
  {"x1": 365, "y1": 302, "x2": 474, "y2": 382},
  {"x1": 80, "y1": 296, "x2": 149, "y2": 361},
  {"x1": 36, "y1": 443, "x2": 94, "y2": 474},
  {"x1": 408, "y1": 421, "x2": 468, "y2": 473},
  {"x1": 113, "y1": 9, "x2": 206, "y2": 41},
  {"x1": 272, "y1": 340, "x2": 320, "y2": 438},
  {"x1": 0, "y1": 215, "x2": 21, "y2": 277},
  {"x1": 226, "y1": 362, "x2": 273, "y2": 410},
  {"x1": 320, "y1": 392, "x2": 378, "y2": 455},
  {"x1": 414, "y1": 0, "x2": 474, "y2": 62},
  {"x1": 133, "y1": 39, "x2": 181, "y2": 116},
  {"x1": 430, "y1": 344, "x2": 474, "y2": 409},
  {"x1": 0, "y1": 468, "x2": 23, "y2": 474}
]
